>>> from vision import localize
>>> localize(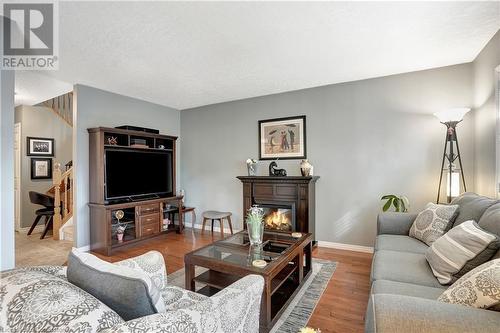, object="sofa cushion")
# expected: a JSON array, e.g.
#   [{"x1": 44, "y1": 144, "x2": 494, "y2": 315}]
[
  {"x1": 438, "y1": 259, "x2": 500, "y2": 310},
  {"x1": 67, "y1": 248, "x2": 165, "y2": 321},
  {"x1": 371, "y1": 279, "x2": 445, "y2": 300},
  {"x1": 0, "y1": 267, "x2": 124, "y2": 332},
  {"x1": 409, "y1": 203, "x2": 459, "y2": 246},
  {"x1": 425, "y1": 220, "x2": 500, "y2": 284},
  {"x1": 372, "y1": 250, "x2": 442, "y2": 288},
  {"x1": 478, "y1": 202, "x2": 500, "y2": 237},
  {"x1": 451, "y1": 192, "x2": 497, "y2": 227},
  {"x1": 375, "y1": 235, "x2": 428, "y2": 254}
]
